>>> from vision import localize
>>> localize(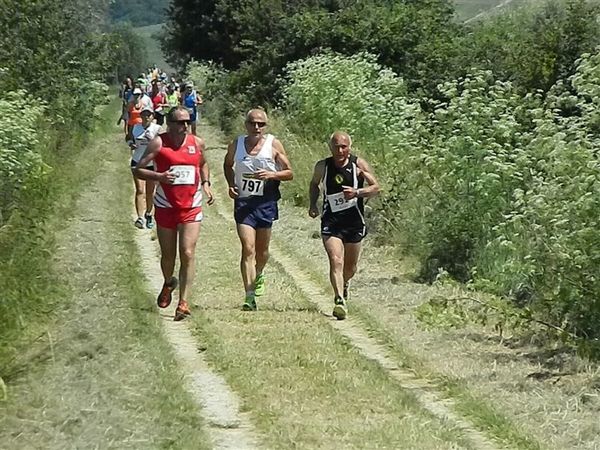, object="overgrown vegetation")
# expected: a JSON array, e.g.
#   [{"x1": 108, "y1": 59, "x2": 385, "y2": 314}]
[
  {"x1": 0, "y1": 1, "x2": 146, "y2": 361},
  {"x1": 174, "y1": 0, "x2": 600, "y2": 341}
]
